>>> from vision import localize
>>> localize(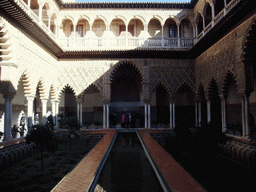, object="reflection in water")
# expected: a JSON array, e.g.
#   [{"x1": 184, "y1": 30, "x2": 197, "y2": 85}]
[{"x1": 95, "y1": 132, "x2": 163, "y2": 192}]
